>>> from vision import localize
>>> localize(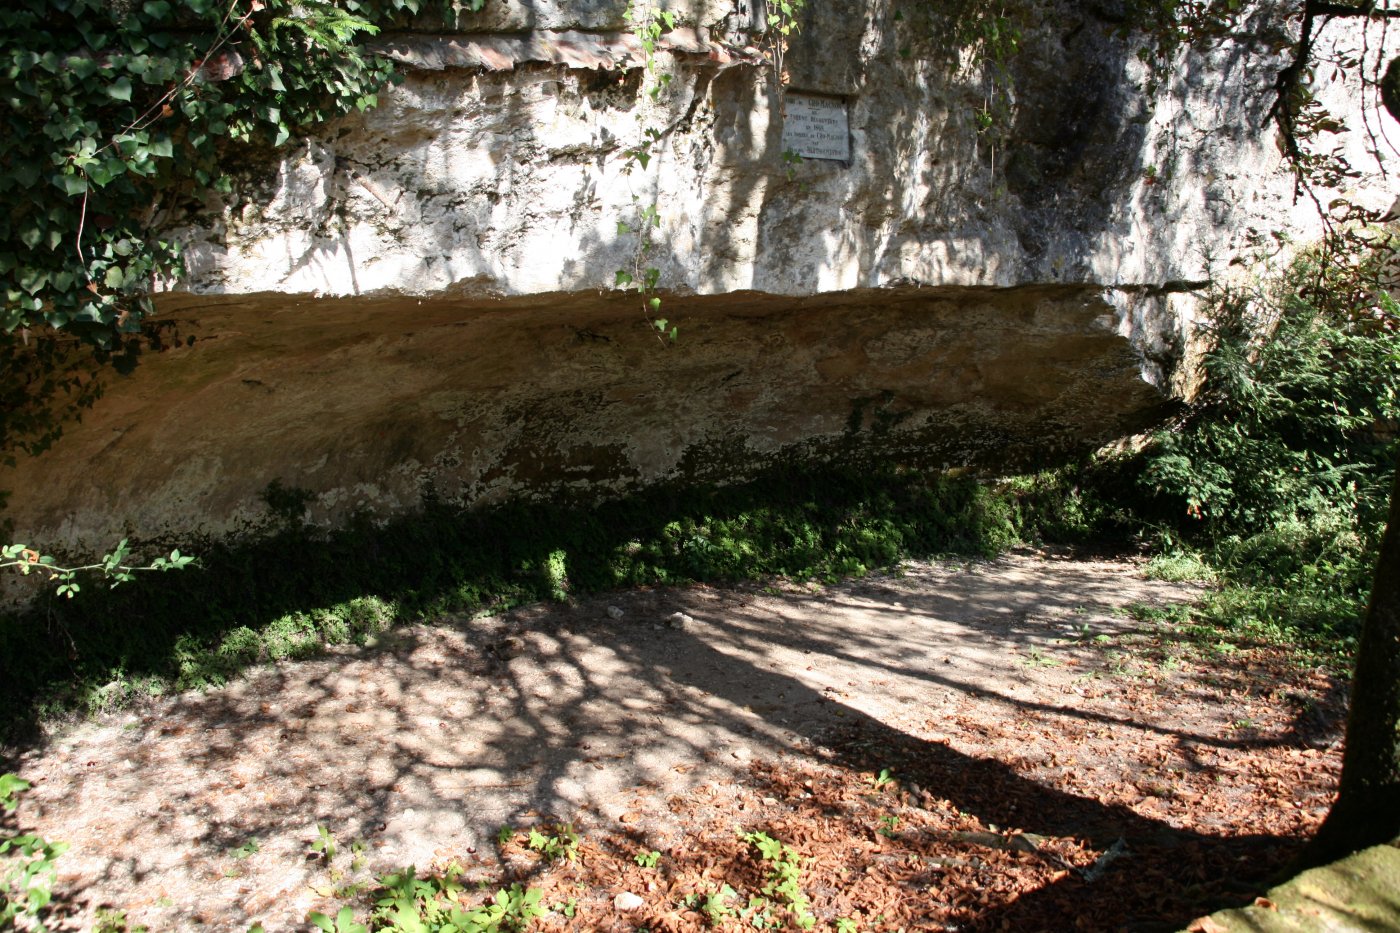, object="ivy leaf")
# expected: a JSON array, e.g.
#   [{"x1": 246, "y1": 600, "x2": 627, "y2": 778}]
[
  {"x1": 66, "y1": 56, "x2": 98, "y2": 80},
  {"x1": 10, "y1": 162, "x2": 39, "y2": 187},
  {"x1": 86, "y1": 158, "x2": 124, "y2": 187},
  {"x1": 106, "y1": 76, "x2": 133, "y2": 101},
  {"x1": 55, "y1": 173, "x2": 87, "y2": 196}
]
